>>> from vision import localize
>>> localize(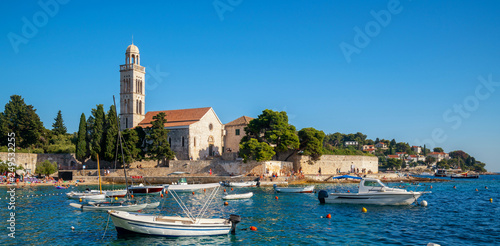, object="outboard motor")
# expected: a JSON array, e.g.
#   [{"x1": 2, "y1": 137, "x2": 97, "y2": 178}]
[
  {"x1": 229, "y1": 214, "x2": 241, "y2": 234},
  {"x1": 318, "y1": 190, "x2": 328, "y2": 204},
  {"x1": 255, "y1": 177, "x2": 261, "y2": 187}
]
